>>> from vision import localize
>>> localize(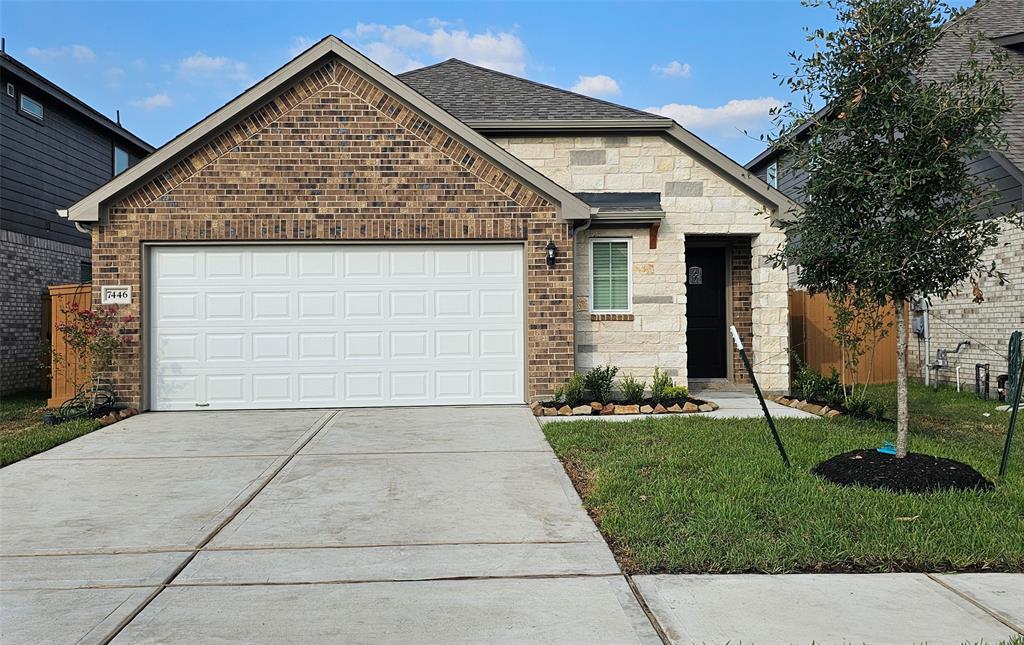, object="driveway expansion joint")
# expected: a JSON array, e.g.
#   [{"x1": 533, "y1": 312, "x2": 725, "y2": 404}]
[{"x1": 94, "y1": 409, "x2": 340, "y2": 645}]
